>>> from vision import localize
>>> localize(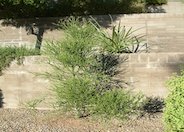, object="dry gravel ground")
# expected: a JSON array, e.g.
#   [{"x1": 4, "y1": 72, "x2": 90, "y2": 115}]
[{"x1": 0, "y1": 109, "x2": 164, "y2": 132}]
